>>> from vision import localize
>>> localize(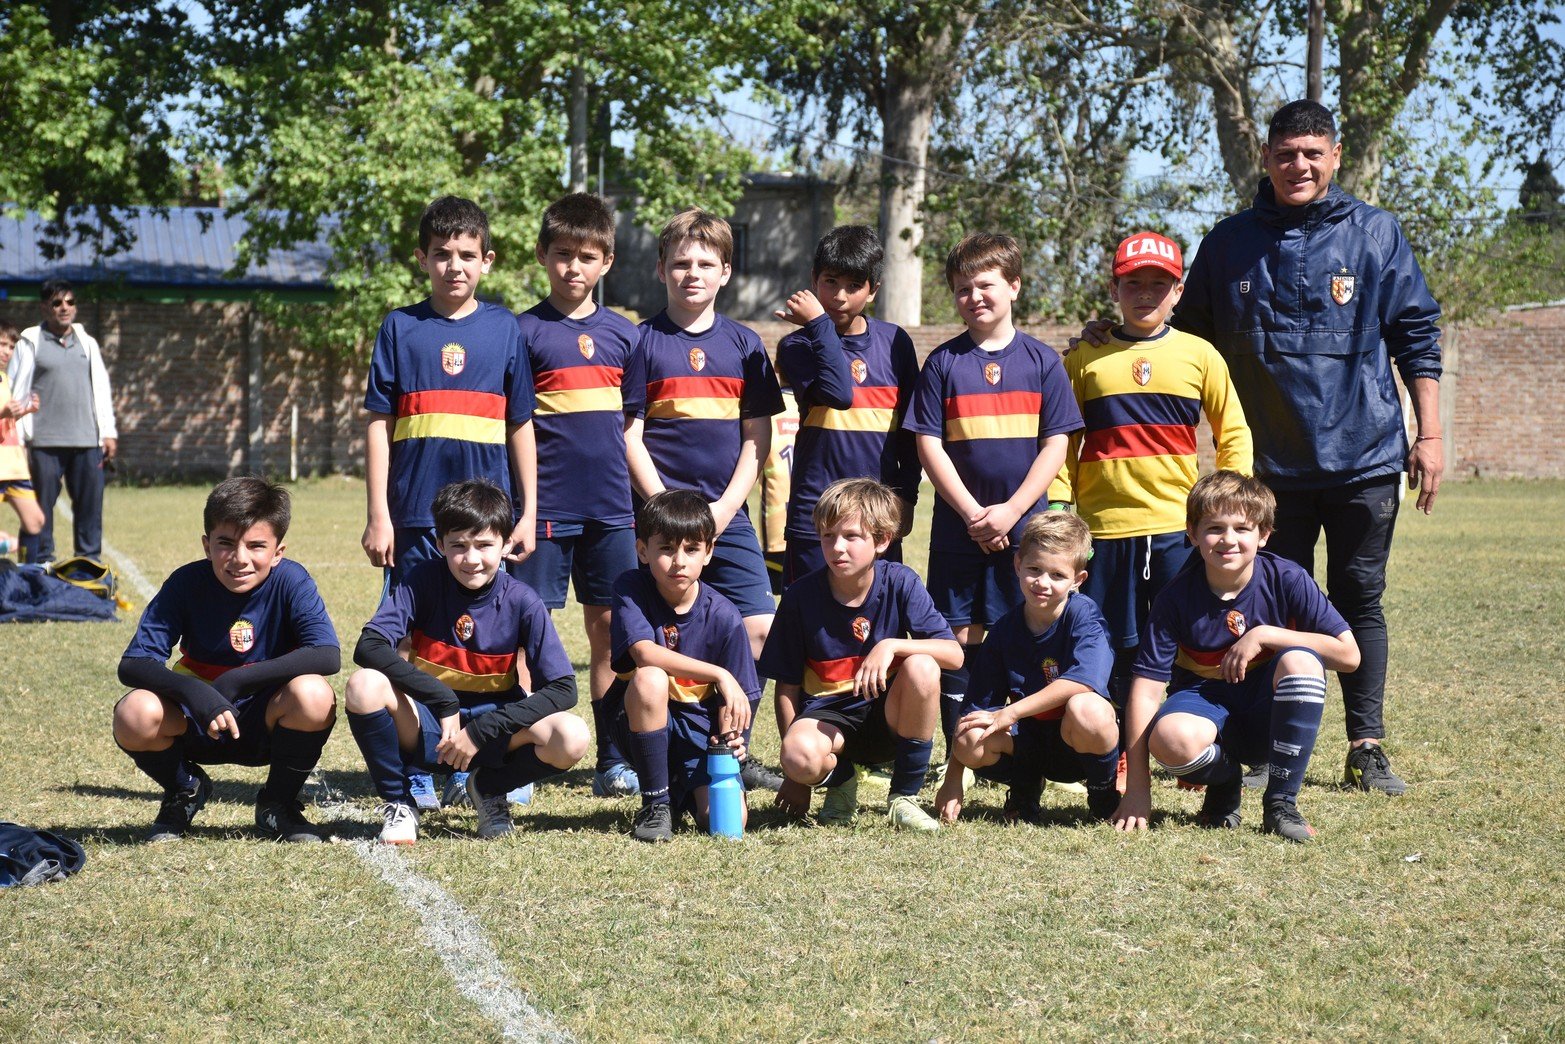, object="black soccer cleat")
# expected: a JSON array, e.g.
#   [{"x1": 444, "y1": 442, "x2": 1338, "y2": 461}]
[
  {"x1": 1002, "y1": 788, "x2": 1044, "y2": 826},
  {"x1": 1196, "y1": 776, "x2": 1243, "y2": 830},
  {"x1": 146, "y1": 764, "x2": 213, "y2": 843},
  {"x1": 1262, "y1": 799, "x2": 1316, "y2": 842},
  {"x1": 738, "y1": 755, "x2": 784, "y2": 792},
  {"x1": 1086, "y1": 785, "x2": 1120, "y2": 822},
  {"x1": 631, "y1": 801, "x2": 674, "y2": 843},
  {"x1": 1241, "y1": 763, "x2": 1269, "y2": 789},
  {"x1": 1343, "y1": 743, "x2": 1407, "y2": 796},
  {"x1": 254, "y1": 793, "x2": 324, "y2": 843}
]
